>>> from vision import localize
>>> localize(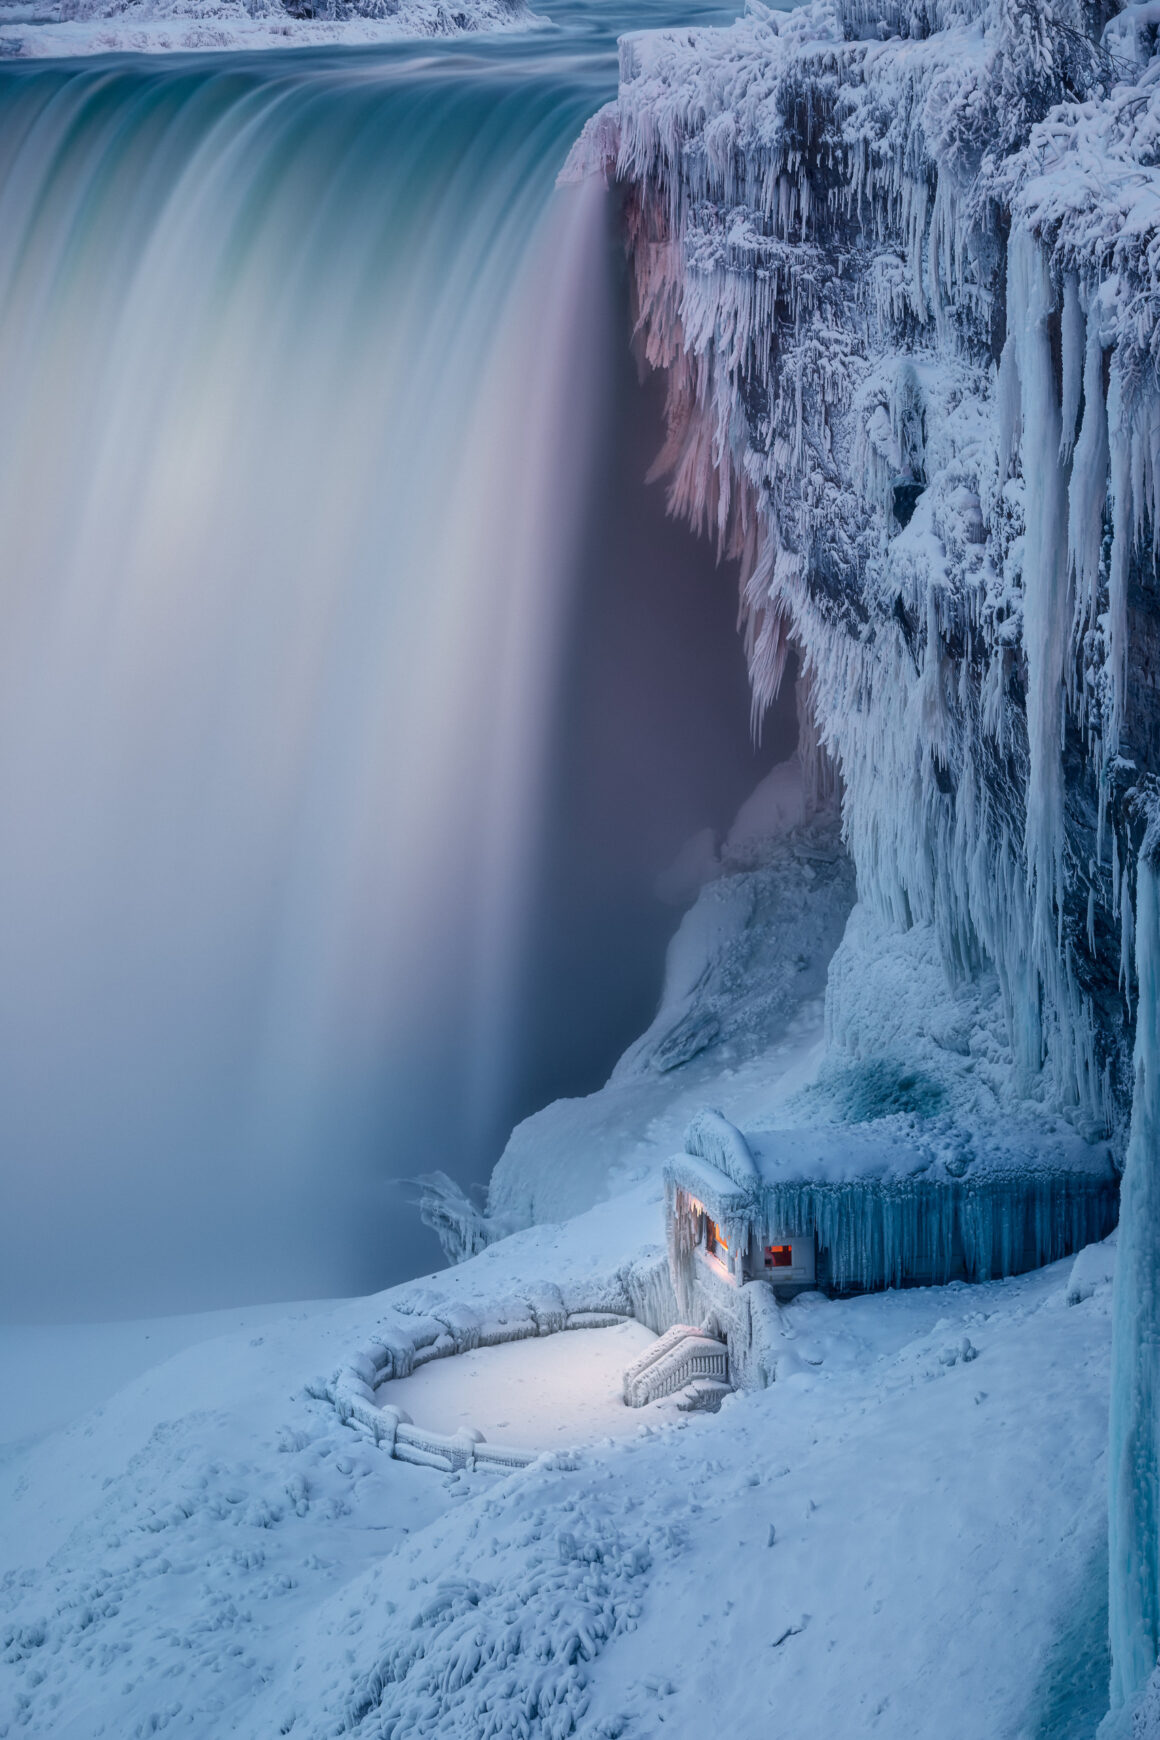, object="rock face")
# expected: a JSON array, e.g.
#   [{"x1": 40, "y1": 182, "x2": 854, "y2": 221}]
[{"x1": 564, "y1": 0, "x2": 1160, "y2": 1712}]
